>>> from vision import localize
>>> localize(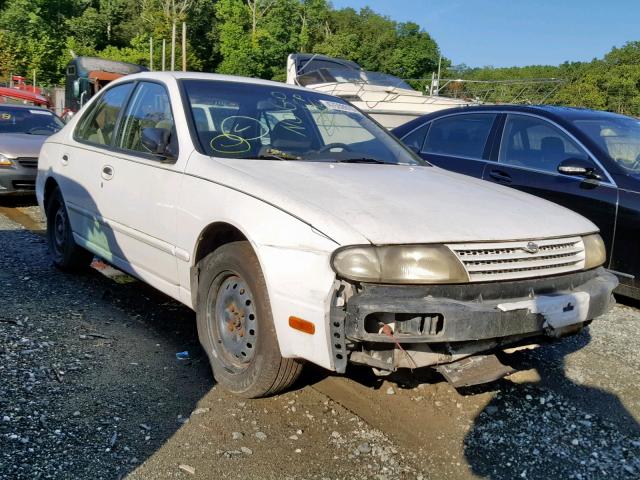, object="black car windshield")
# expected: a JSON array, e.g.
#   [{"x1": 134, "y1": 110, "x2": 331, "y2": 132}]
[
  {"x1": 181, "y1": 80, "x2": 424, "y2": 165},
  {"x1": 0, "y1": 107, "x2": 63, "y2": 135},
  {"x1": 573, "y1": 116, "x2": 640, "y2": 174}
]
